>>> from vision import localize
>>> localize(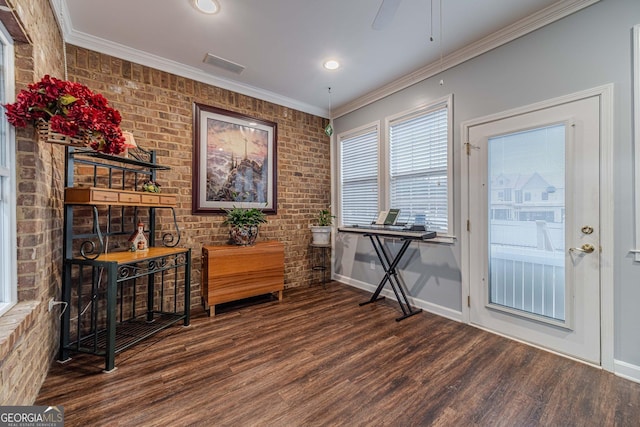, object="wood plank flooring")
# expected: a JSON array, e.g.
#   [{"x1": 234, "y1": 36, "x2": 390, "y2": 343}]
[{"x1": 36, "y1": 282, "x2": 640, "y2": 426}]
